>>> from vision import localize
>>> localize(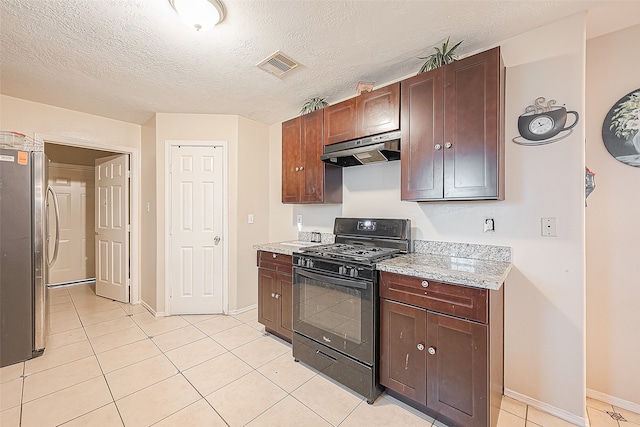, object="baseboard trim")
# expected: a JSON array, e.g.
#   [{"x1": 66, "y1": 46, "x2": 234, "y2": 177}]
[
  {"x1": 587, "y1": 388, "x2": 640, "y2": 414},
  {"x1": 504, "y1": 388, "x2": 589, "y2": 427},
  {"x1": 227, "y1": 304, "x2": 257, "y2": 315},
  {"x1": 140, "y1": 300, "x2": 164, "y2": 317}
]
